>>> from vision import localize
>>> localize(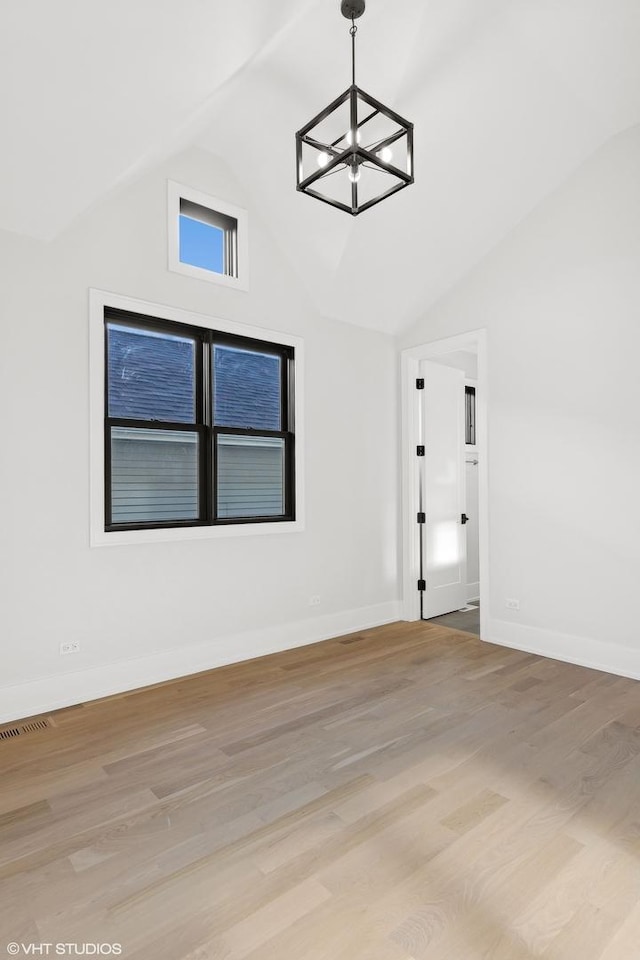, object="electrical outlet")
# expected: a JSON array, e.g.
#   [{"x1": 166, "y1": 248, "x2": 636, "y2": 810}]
[
  {"x1": 505, "y1": 598, "x2": 520, "y2": 611},
  {"x1": 309, "y1": 595, "x2": 321, "y2": 607},
  {"x1": 60, "y1": 640, "x2": 81, "y2": 655}
]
